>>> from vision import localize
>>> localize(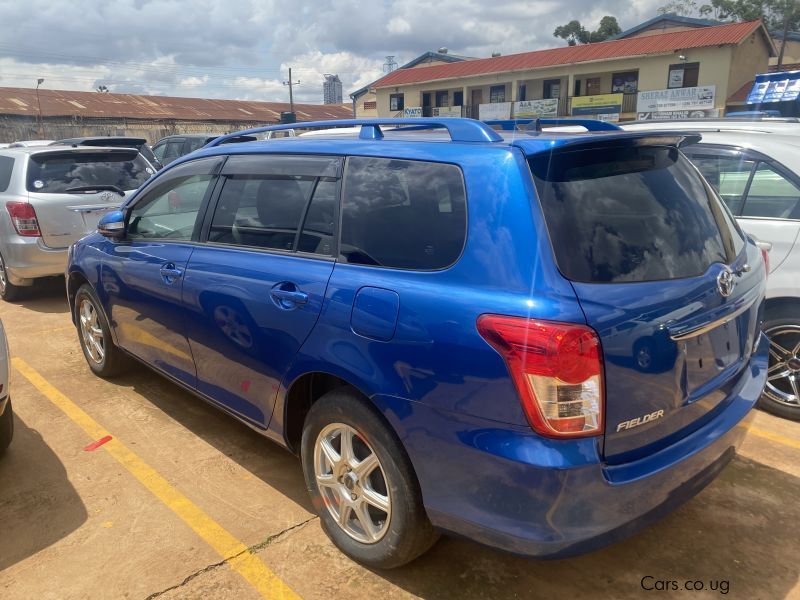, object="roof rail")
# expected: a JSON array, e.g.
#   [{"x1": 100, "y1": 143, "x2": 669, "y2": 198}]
[
  {"x1": 206, "y1": 118, "x2": 503, "y2": 147},
  {"x1": 484, "y1": 118, "x2": 622, "y2": 132}
]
